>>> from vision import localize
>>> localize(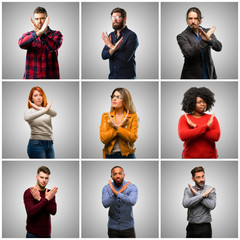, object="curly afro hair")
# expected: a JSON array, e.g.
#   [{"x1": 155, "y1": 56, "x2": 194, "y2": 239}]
[{"x1": 181, "y1": 87, "x2": 215, "y2": 114}]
